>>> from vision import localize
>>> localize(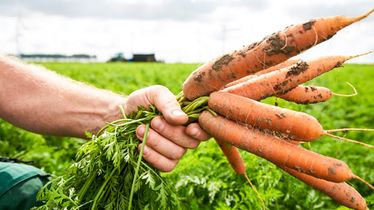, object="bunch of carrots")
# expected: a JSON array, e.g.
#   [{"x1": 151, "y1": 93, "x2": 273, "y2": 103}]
[
  {"x1": 180, "y1": 8, "x2": 374, "y2": 210},
  {"x1": 36, "y1": 8, "x2": 373, "y2": 210}
]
